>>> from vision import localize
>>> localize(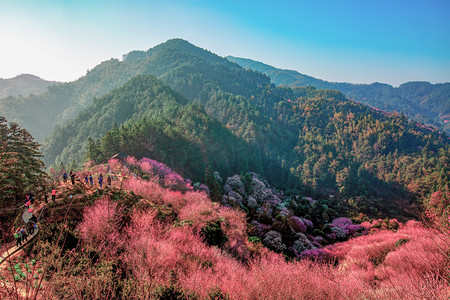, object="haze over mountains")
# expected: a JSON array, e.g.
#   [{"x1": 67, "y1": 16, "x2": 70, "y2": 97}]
[
  {"x1": 227, "y1": 56, "x2": 450, "y2": 134},
  {"x1": 0, "y1": 74, "x2": 60, "y2": 98}
]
